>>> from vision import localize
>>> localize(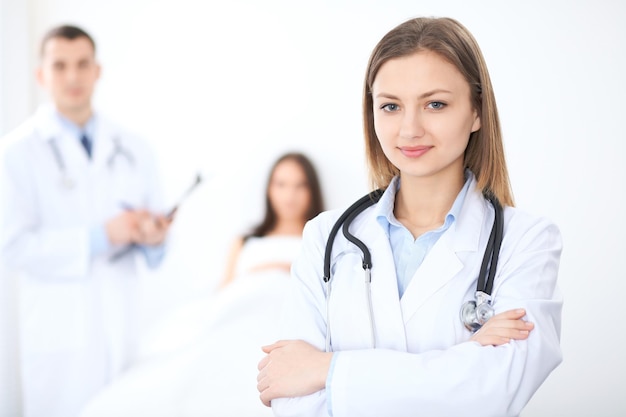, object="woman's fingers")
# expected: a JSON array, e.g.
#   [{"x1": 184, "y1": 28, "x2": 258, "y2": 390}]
[
  {"x1": 256, "y1": 340, "x2": 293, "y2": 405},
  {"x1": 256, "y1": 340, "x2": 331, "y2": 407},
  {"x1": 496, "y1": 308, "x2": 527, "y2": 320},
  {"x1": 258, "y1": 378, "x2": 271, "y2": 407},
  {"x1": 470, "y1": 308, "x2": 535, "y2": 346},
  {"x1": 478, "y1": 325, "x2": 532, "y2": 339},
  {"x1": 485, "y1": 318, "x2": 534, "y2": 332},
  {"x1": 259, "y1": 390, "x2": 272, "y2": 407},
  {"x1": 257, "y1": 352, "x2": 272, "y2": 407},
  {"x1": 257, "y1": 355, "x2": 269, "y2": 372},
  {"x1": 486, "y1": 309, "x2": 531, "y2": 329},
  {"x1": 261, "y1": 340, "x2": 290, "y2": 353}
]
